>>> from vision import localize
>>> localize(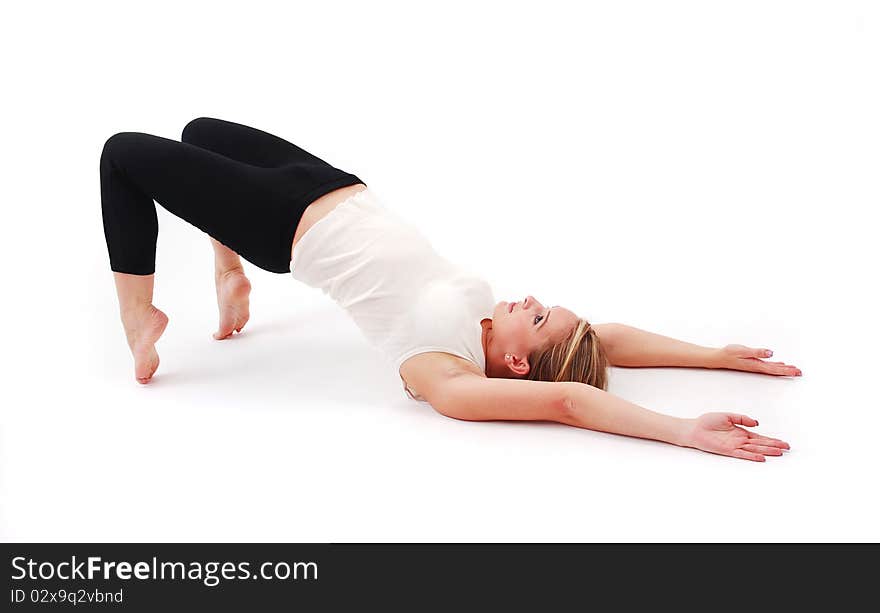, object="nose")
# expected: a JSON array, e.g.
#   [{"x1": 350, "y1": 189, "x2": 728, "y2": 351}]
[{"x1": 523, "y1": 295, "x2": 541, "y2": 310}]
